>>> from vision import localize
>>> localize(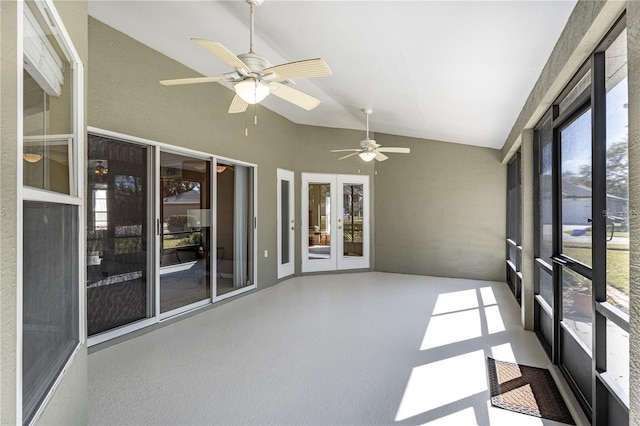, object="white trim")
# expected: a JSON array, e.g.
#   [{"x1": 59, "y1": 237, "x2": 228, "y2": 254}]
[
  {"x1": 277, "y1": 169, "x2": 295, "y2": 279},
  {"x1": 19, "y1": 0, "x2": 85, "y2": 423},
  {"x1": 27, "y1": 343, "x2": 81, "y2": 426},
  {"x1": 88, "y1": 318, "x2": 159, "y2": 347},
  {"x1": 22, "y1": 187, "x2": 82, "y2": 205},
  {"x1": 213, "y1": 283, "x2": 257, "y2": 303},
  {"x1": 87, "y1": 126, "x2": 256, "y2": 169},
  {"x1": 159, "y1": 299, "x2": 211, "y2": 321}
]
